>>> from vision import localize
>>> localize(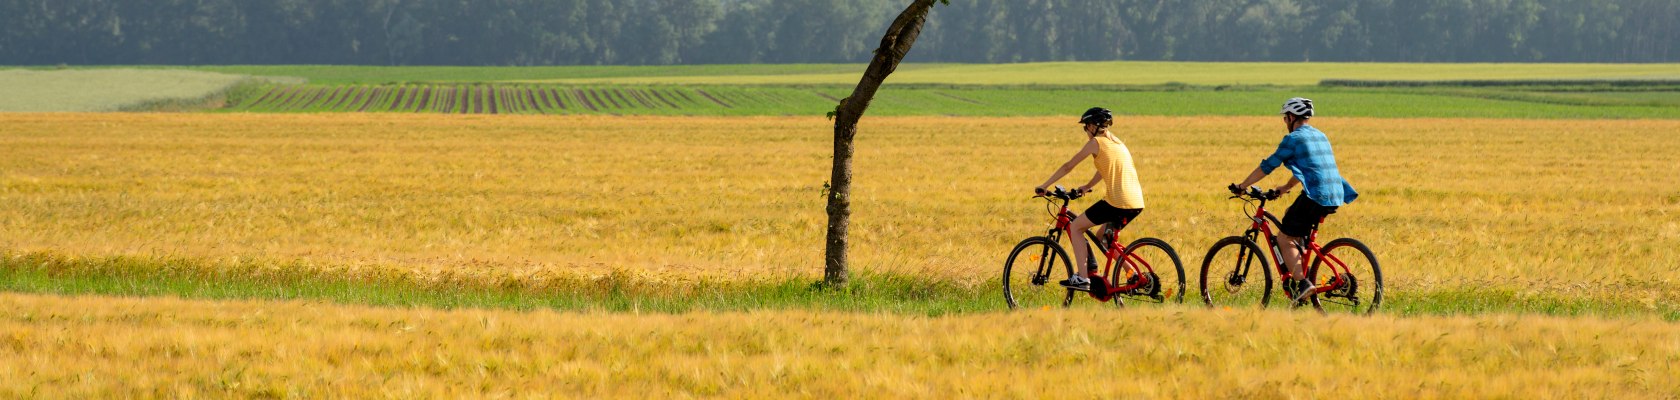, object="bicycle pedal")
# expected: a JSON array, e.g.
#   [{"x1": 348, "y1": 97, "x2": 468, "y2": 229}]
[{"x1": 1061, "y1": 281, "x2": 1094, "y2": 292}]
